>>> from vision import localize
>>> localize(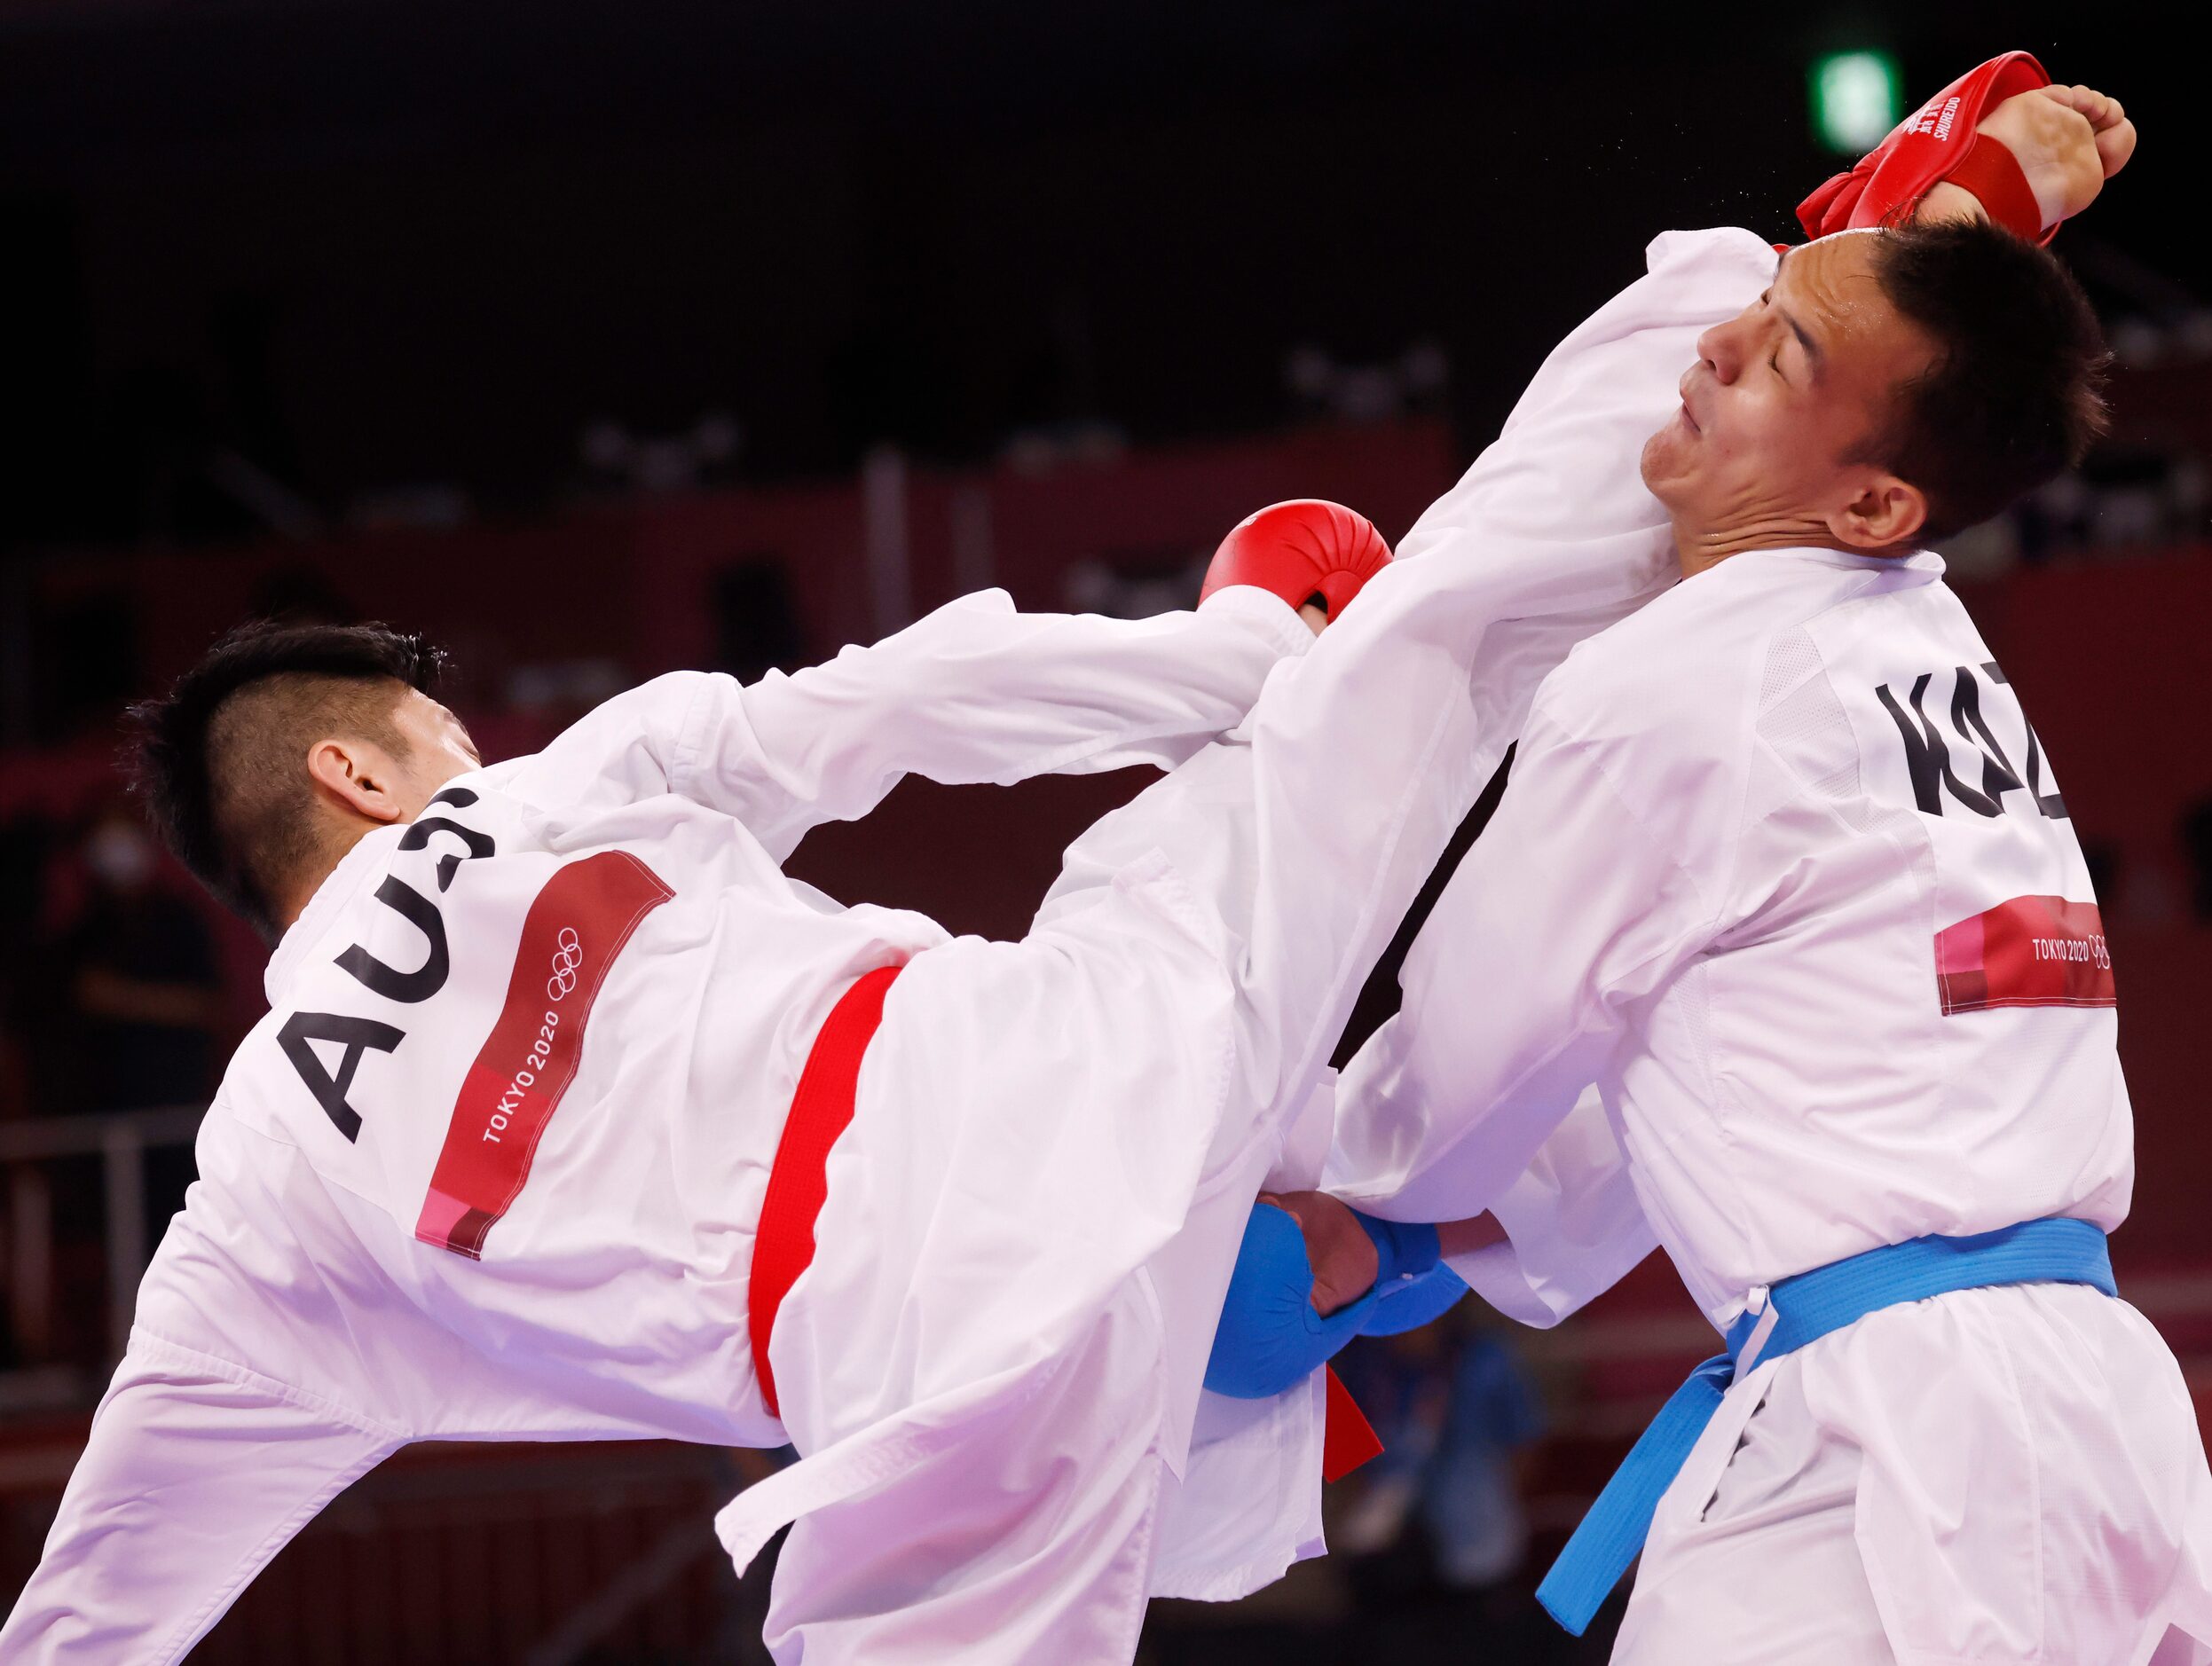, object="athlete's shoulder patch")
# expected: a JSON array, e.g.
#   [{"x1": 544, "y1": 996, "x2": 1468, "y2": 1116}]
[
  {"x1": 1935, "y1": 895, "x2": 2114, "y2": 1016},
  {"x1": 414, "y1": 850, "x2": 673, "y2": 1258}
]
